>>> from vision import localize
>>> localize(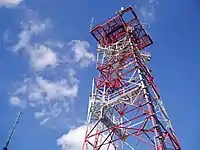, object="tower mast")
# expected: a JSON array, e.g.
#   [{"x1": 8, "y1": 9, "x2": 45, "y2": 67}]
[{"x1": 82, "y1": 6, "x2": 181, "y2": 150}]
